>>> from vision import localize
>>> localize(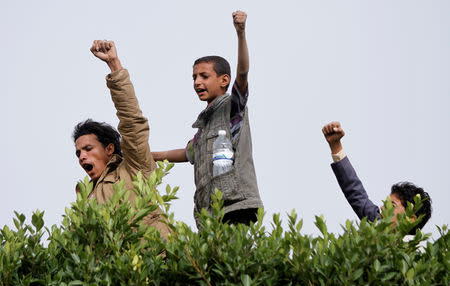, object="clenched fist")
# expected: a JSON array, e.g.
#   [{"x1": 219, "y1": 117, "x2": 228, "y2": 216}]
[
  {"x1": 90, "y1": 40, "x2": 122, "y2": 72},
  {"x1": 322, "y1": 121, "x2": 345, "y2": 154},
  {"x1": 232, "y1": 11, "x2": 247, "y2": 34}
]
